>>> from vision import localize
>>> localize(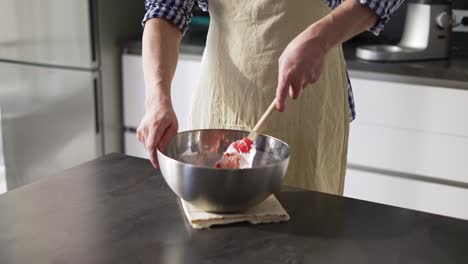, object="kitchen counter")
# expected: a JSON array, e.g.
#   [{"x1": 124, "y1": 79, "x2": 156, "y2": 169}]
[
  {"x1": 1, "y1": 153, "x2": 468, "y2": 263},
  {"x1": 123, "y1": 40, "x2": 468, "y2": 89},
  {"x1": 344, "y1": 47, "x2": 468, "y2": 83},
  {"x1": 343, "y1": 45, "x2": 468, "y2": 89}
]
